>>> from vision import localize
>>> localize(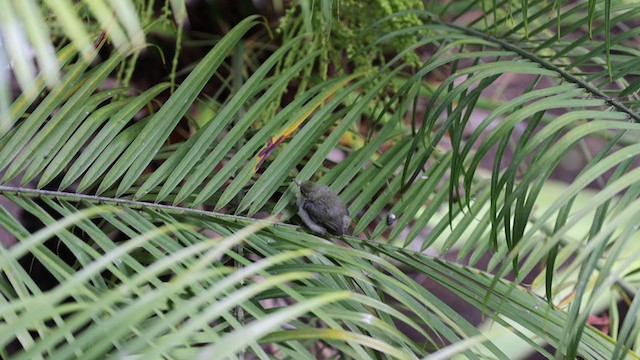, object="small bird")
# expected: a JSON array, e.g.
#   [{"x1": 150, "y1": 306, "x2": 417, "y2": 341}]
[{"x1": 295, "y1": 180, "x2": 350, "y2": 236}]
